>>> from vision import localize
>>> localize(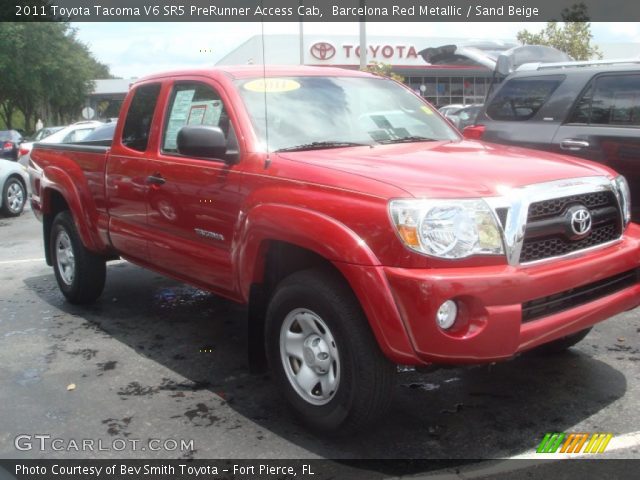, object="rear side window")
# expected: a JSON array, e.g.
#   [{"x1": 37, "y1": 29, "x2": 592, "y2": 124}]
[
  {"x1": 122, "y1": 83, "x2": 161, "y2": 151},
  {"x1": 486, "y1": 76, "x2": 564, "y2": 121},
  {"x1": 569, "y1": 74, "x2": 640, "y2": 126}
]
